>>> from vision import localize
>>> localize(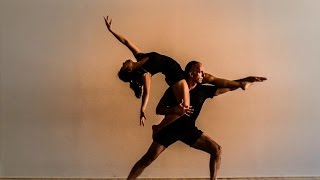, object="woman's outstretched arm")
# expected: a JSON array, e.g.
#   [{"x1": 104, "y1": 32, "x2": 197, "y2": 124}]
[
  {"x1": 104, "y1": 15, "x2": 141, "y2": 57},
  {"x1": 139, "y1": 73, "x2": 152, "y2": 126}
]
